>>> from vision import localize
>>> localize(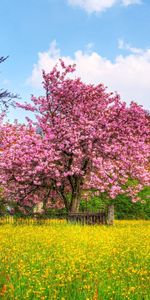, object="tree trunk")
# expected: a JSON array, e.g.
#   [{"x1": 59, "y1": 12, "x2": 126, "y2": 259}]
[
  {"x1": 107, "y1": 204, "x2": 114, "y2": 225},
  {"x1": 69, "y1": 177, "x2": 82, "y2": 213},
  {"x1": 70, "y1": 195, "x2": 80, "y2": 213}
]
